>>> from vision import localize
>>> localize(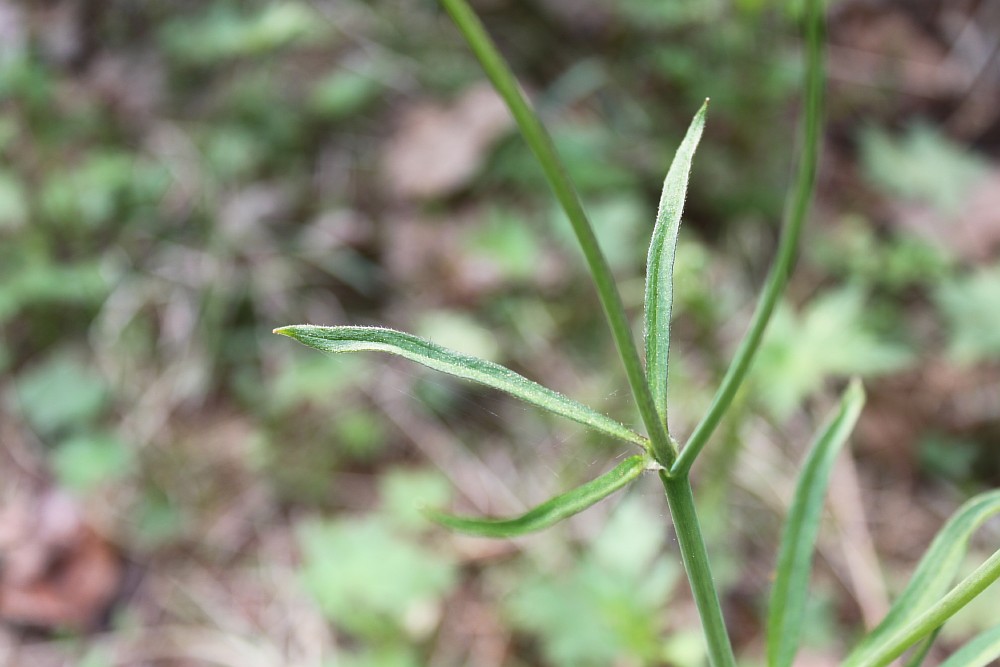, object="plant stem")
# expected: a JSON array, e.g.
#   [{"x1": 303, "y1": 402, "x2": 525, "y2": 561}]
[
  {"x1": 661, "y1": 472, "x2": 737, "y2": 667},
  {"x1": 850, "y1": 548, "x2": 1000, "y2": 667},
  {"x1": 438, "y1": 0, "x2": 676, "y2": 469},
  {"x1": 672, "y1": 0, "x2": 825, "y2": 476}
]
